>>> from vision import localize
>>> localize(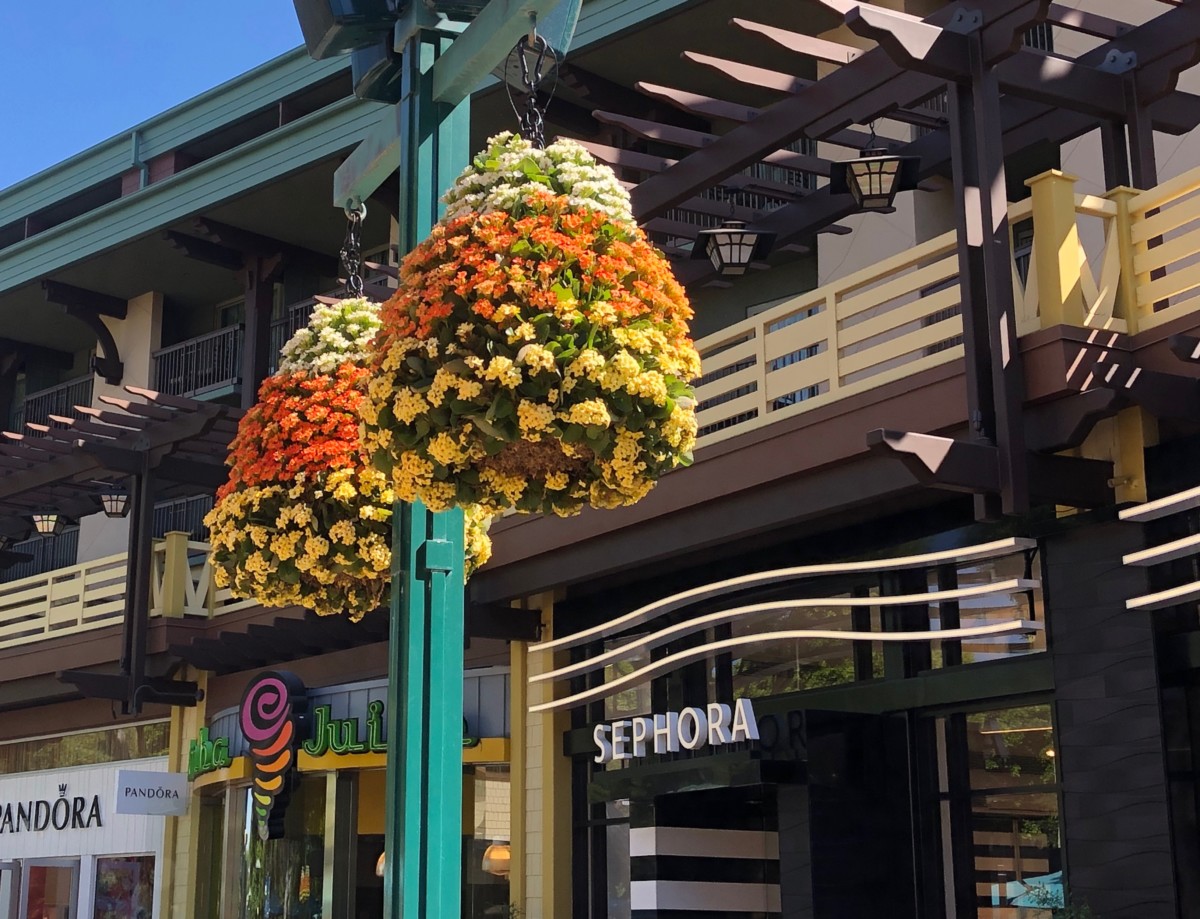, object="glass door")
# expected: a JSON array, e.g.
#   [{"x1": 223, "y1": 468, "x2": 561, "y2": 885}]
[
  {"x1": 19, "y1": 858, "x2": 80, "y2": 919},
  {"x1": 0, "y1": 861, "x2": 19, "y2": 918}
]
